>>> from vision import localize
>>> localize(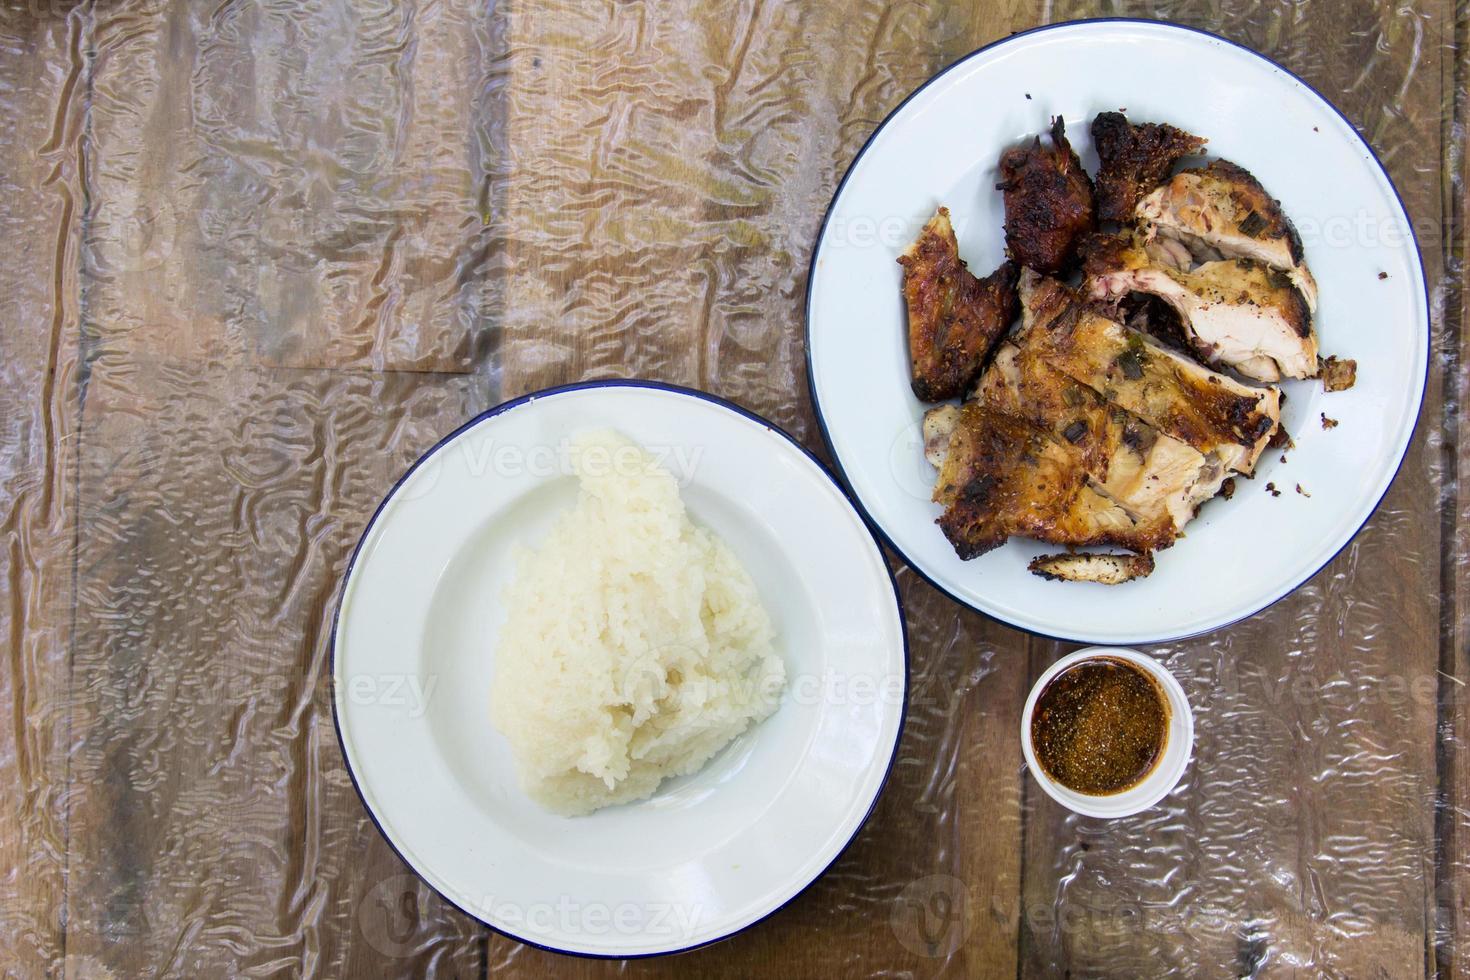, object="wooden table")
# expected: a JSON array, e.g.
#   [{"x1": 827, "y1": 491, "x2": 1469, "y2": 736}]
[{"x1": 0, "y1": 1, "x2": 1463, "y2": 976}]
